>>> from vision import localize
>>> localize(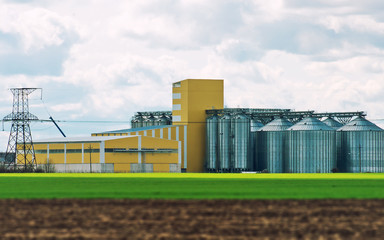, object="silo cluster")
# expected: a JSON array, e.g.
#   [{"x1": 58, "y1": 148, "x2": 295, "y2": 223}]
[
  {"x1": 206, "y1": 114, "x2": 384, "y2": 173},
  {"x1": 131, "y1": 112, "x2": 172, "y2": 128},
  {"x1": 206, "y1": 113, "x2": 252, "y2": 172}
]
